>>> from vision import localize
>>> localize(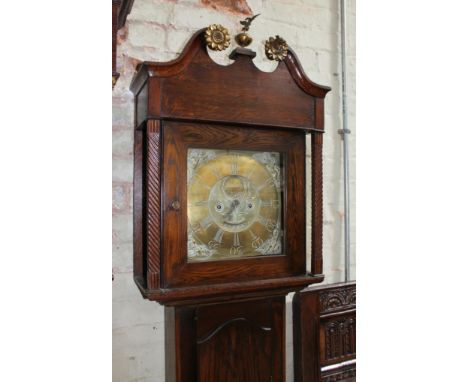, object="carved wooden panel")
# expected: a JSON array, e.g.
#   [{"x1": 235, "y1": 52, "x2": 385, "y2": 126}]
[
  {"x1": 320, "y1": 313, "x2": 356, "y2": 365},
  {"x1": 319, "y1": 285, "x2": 356, "y2": 314},
  {"x1": 293, "y1": 282, "x2": 356, "y2": 382}
]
